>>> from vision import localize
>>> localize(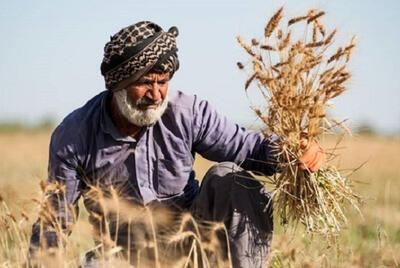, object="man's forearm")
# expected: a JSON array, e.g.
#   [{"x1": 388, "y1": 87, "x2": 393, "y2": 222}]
[
  {"x1": 29, "y1": 192, "x2": 78, "y2": 256},
  {"x1": 241, "y1": 134, "x2": 281, "y2": 176}
]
